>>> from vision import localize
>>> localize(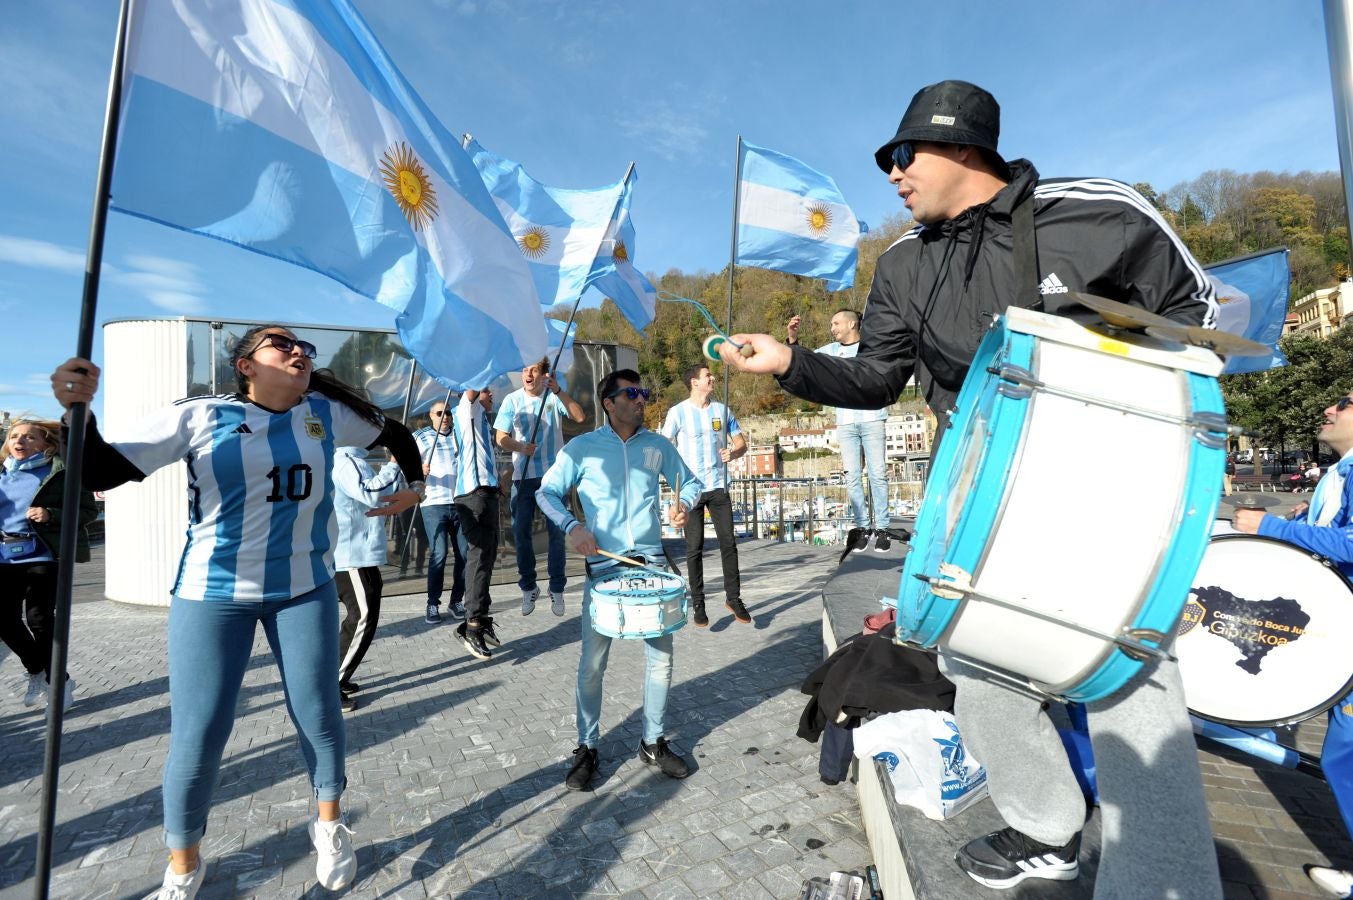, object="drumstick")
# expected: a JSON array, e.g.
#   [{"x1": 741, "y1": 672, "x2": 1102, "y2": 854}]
[{"x1": 596, "y1": 548, "x2": 648, "y2": 567}]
